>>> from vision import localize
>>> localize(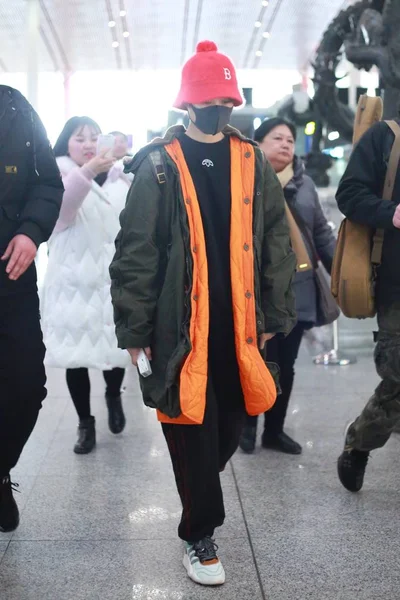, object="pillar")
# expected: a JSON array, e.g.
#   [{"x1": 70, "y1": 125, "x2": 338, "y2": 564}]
[
  {"x1": 348, "y1": 65, "x2": 360, "y2": 111},
  {"x1": 64, "y1": 71, "x2": 73, "y2": 121},
  {"x1": 26, "y1": 0, "x2": 39, "y2": 110}
]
